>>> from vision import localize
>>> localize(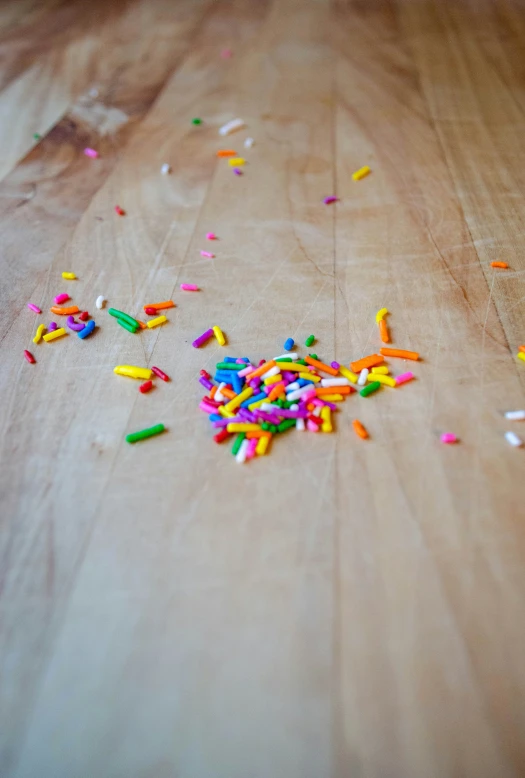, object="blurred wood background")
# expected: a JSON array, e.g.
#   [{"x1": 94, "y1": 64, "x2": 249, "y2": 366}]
[{"x1": 1, "y1": 0, "x2": 525, "y2": 776}]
